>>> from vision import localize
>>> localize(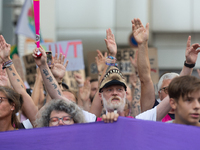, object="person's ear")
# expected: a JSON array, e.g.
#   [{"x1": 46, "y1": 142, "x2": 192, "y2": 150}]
[
  {"x1": 169, "y1": 98, "x2": 177, "y2": 110},
  {"x1": 10, "y1": 103, "x2": 15, "y2": 111}
]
